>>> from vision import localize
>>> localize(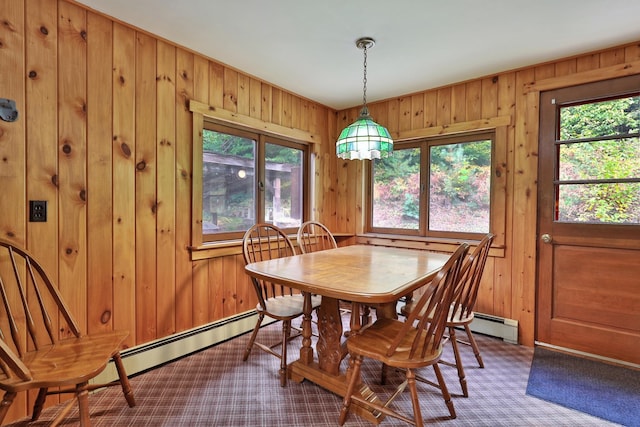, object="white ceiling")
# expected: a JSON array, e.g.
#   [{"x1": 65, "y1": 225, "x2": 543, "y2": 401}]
[{"x1": 75, "y1": 0, "x2": 640, "y2": 110}]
